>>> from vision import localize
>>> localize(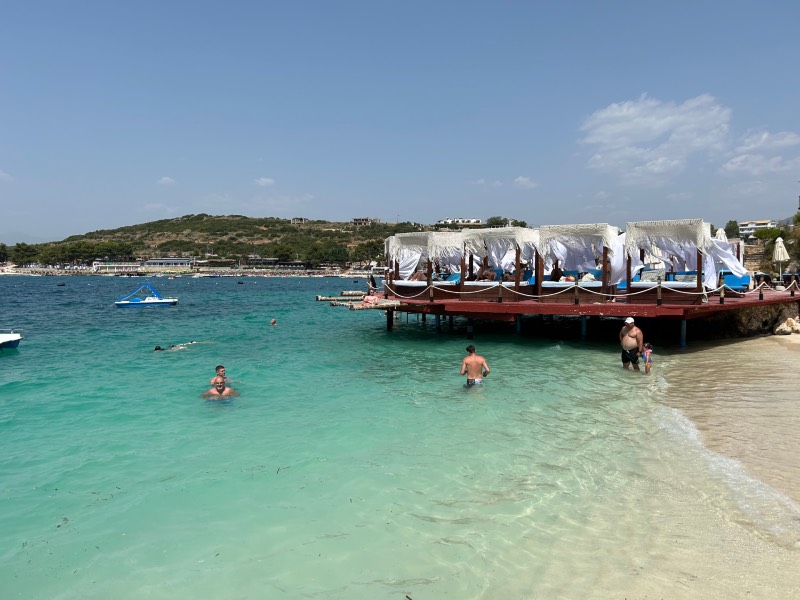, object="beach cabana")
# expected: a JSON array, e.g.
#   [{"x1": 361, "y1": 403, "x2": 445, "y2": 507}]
[
  {"x1": 536, "y1": 223, "x2": 620, "y2": 303},
  {"x1": 459, "y1": 227, "x2": 541, "y2": 301},
  {"x1": 385, "y1": 231, "x2": 466, "y2": 299},
  {"x1": 622, "y1": 219, "x2": 748, "y2": 304},
  {"x1": 385, "y1": 232, "x2": 431, "y2": 281}
]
